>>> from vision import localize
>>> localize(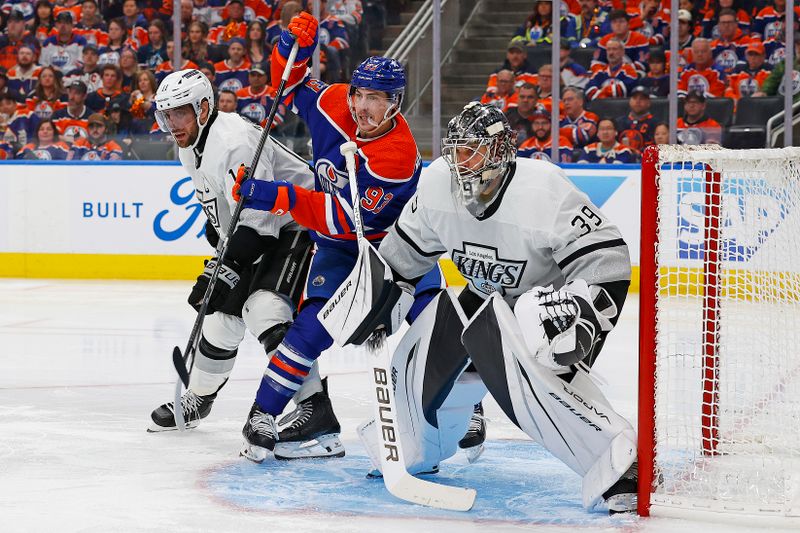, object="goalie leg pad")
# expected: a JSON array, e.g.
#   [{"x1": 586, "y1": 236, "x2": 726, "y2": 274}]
[
  {"x1": 367, "y1": 288, "x2": 476, "y2": 475},
  {"x1": 462, "y1": 294, "x2": 636, "y2": 509},
  {"x1": 190, "y1": 312, "x2": 246, "y2": 395}
]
